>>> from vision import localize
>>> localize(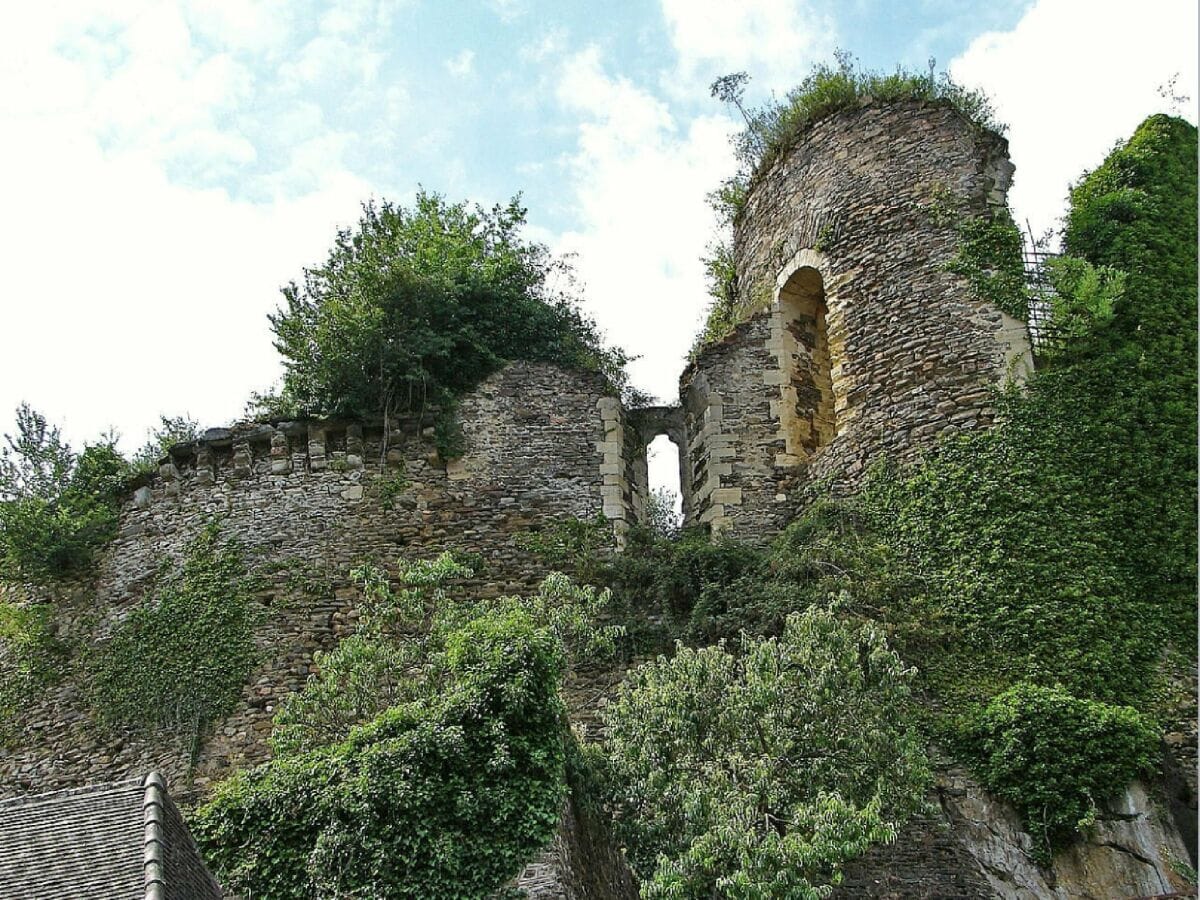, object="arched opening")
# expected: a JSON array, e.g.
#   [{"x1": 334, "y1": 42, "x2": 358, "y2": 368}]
[
  {"x1": 646, "y1": 433, "x2": 683, "y2": 533},
  {"x1": 778, "y1": 266, "x2": 836, "y2": 457}
]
